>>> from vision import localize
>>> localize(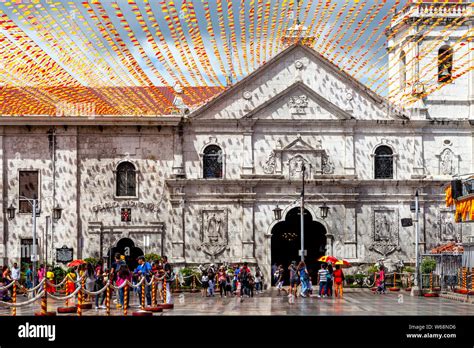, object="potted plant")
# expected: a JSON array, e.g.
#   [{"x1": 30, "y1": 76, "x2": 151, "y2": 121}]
[{"x1": 421, "y1": 258, "x2": 439, "y2": 297}]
